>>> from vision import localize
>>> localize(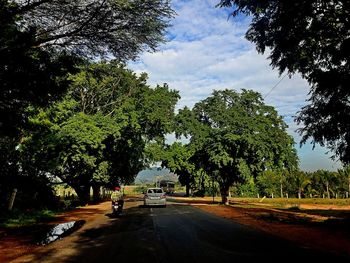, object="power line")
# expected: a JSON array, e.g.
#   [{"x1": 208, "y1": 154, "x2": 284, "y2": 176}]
[{"x1": 263, "y1": 73, "x2": 288, "y2": 99}]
